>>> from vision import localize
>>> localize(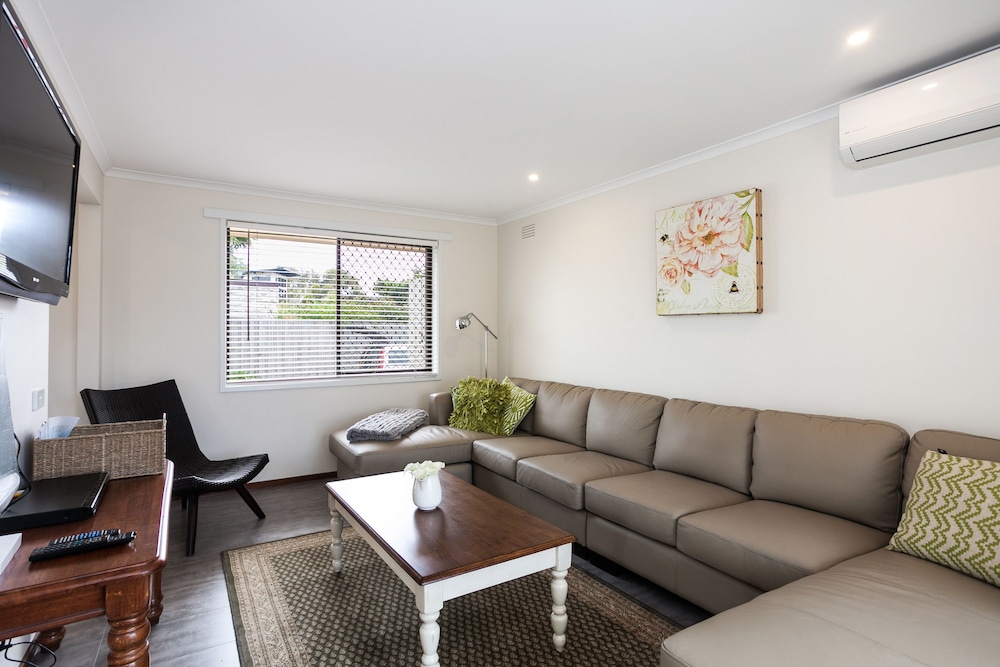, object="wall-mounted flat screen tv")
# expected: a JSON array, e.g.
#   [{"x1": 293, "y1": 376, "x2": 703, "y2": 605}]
[{"x1": 0, "y1": 2, "x2": 80, "y2": 305}]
